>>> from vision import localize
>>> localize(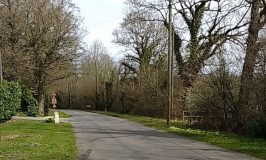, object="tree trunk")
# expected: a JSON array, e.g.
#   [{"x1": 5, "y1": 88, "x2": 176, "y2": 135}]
[
  {"x1": 38, "y1": 93, "x2": 45, "y2": 116},
  {"x1": 238, "y1": 0, "x2": 262, "y2": 128},
  {"x1": 120, "y1": 92, "x2": 126, "y2": 113},
  {"x1": 36, "y1": 70, "x2": 45, "y2": 116},
  {"x1": 105, "y1": 82, "x2": 113, "y2": 110}
]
